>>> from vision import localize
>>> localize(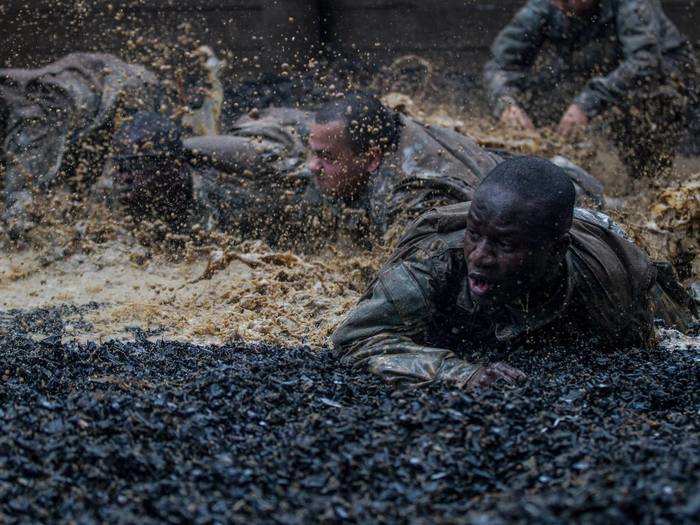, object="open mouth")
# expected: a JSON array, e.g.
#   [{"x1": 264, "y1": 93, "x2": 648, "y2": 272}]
[{"x1": 468, "y1": 274, "x2": 494, "y2": 296}]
